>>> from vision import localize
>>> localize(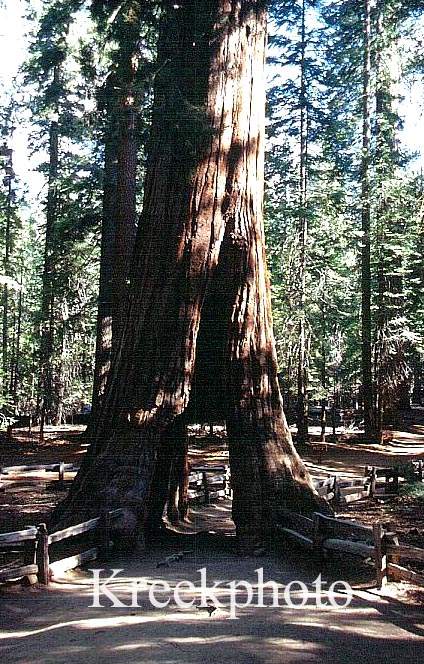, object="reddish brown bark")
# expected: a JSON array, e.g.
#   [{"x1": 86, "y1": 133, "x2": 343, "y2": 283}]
[
  {"x1": 111, "y1": 77, "x2": 137, "y2": 353},
  {"x1": 90, "y1": 75, "x2": 119, "y2": 423},
  {"x1": 54, "y1": 0, "x2": 329, "y2": 544}
]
